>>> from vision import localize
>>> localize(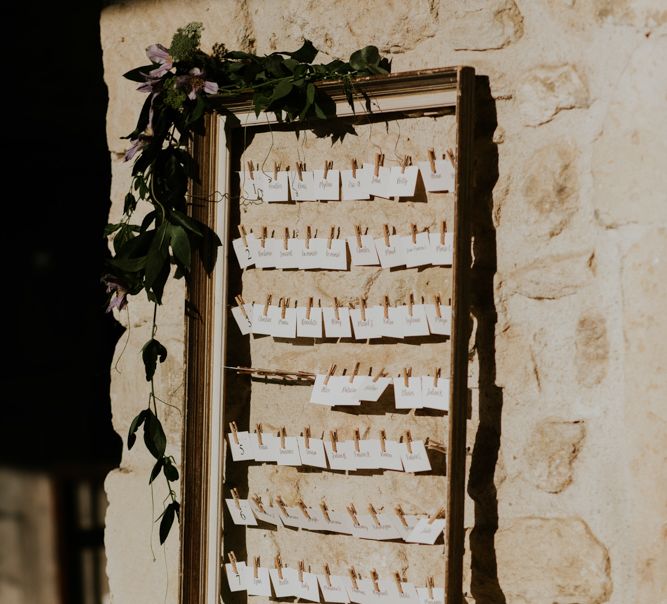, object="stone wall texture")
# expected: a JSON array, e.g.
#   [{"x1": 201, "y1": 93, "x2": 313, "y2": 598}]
[{"x1": 101, "y1": 1, "x2": 667, "y2": 603}]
